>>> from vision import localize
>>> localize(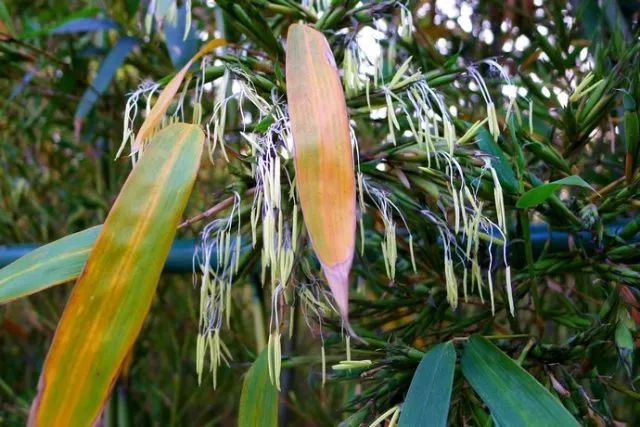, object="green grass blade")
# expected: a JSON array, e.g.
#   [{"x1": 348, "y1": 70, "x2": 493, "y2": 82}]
[
  {"x1": 461, "y1": 335, "x2": 579, "y2": 427},
  {"x1": 516, "y1": 176, "x2": 593, "y2": 208},
  {"x1": 28, "y1": 123, "x2": 204, "y2": 427},
  {"x1": 238, "y1": 349, "x2": 279, "y2": 427},
  {"x1": 398, "y1": 341, "x2": 456, "y2": 427},
  {"x1": 0, "y1": 226, "x2": 100, "y2": 304}
]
